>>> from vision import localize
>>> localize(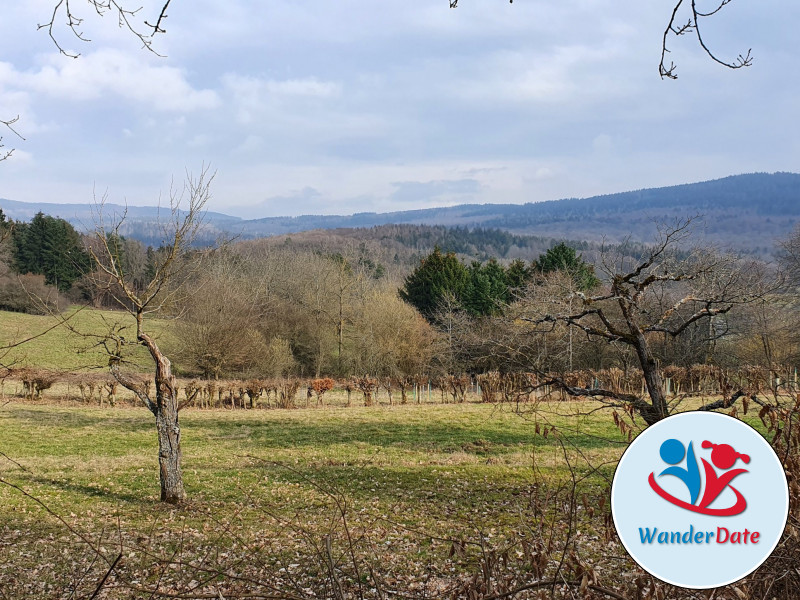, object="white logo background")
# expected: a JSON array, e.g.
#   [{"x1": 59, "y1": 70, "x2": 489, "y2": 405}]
[{"x1": 611, "y1": 412, "x2": 789, "y2": 589}]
